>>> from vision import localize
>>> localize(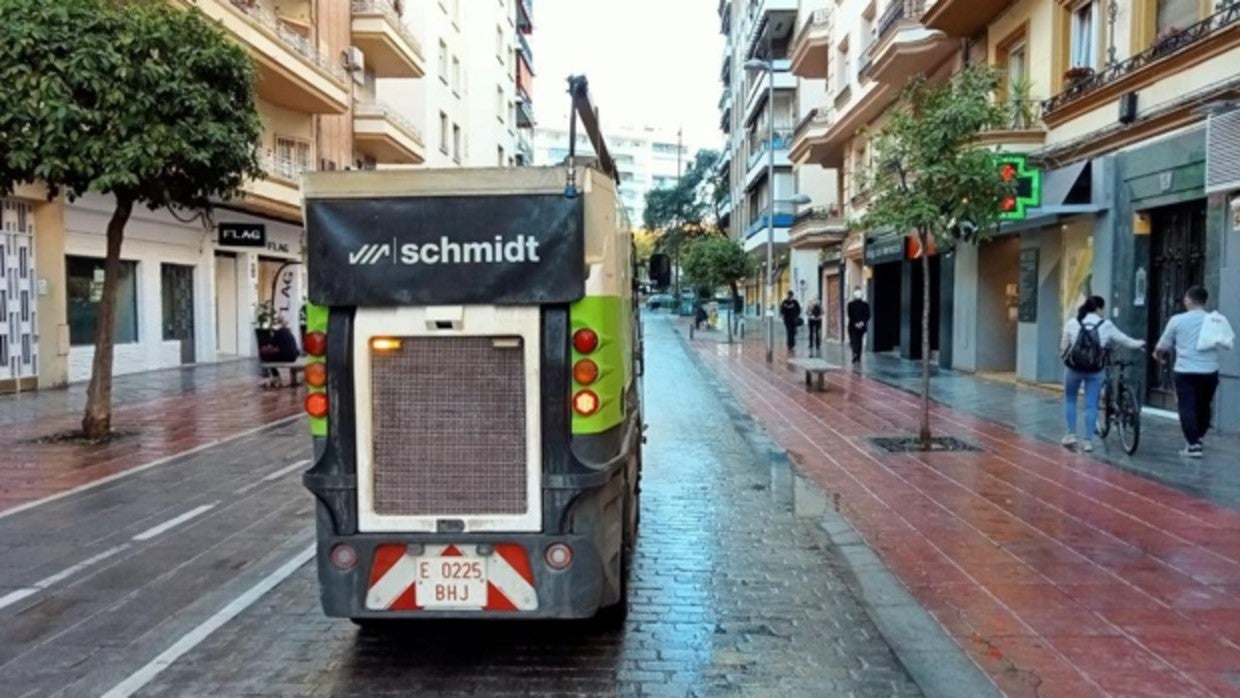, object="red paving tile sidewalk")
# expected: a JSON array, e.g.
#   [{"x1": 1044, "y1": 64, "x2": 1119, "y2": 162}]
[
  {"x1": 0, "y1": 373, "x2": 303, "y2": 513},
  {"x1": 680, "y1": 322, "x2": 1240, "y2": 698}
]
